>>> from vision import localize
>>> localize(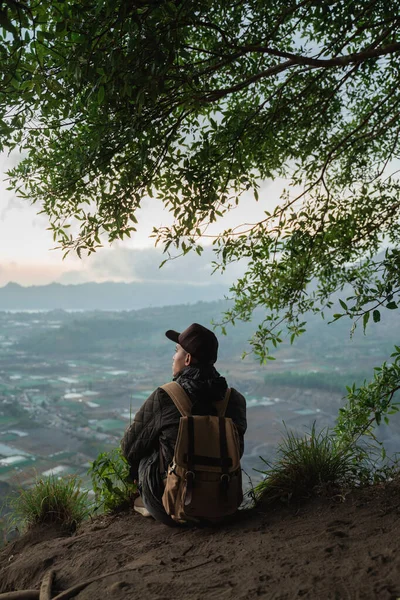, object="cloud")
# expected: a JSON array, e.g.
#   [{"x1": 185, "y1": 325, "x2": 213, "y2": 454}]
[
  {"x1": 0, "y1": 152, "x2": 27, "y2": 220},
  {"x1": 0, "y1": 147, "x2": 279, "y2": 286},
  {"x1": 57, "y1": 246, "x2": 247, "y2": 286},
  {"x1": 0, "y1": 262, "x2": 71, "y2": 287},
  {"x1": 0, "y1": 244, "x2": 246, "y2": 288}
]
